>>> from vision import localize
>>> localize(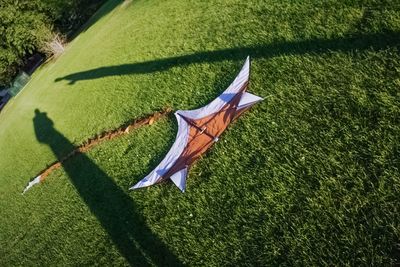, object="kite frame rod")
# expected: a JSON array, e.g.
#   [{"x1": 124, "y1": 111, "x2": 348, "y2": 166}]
[{"x1": 177, "y1": 113, "x2": 218, "y2": 140}]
